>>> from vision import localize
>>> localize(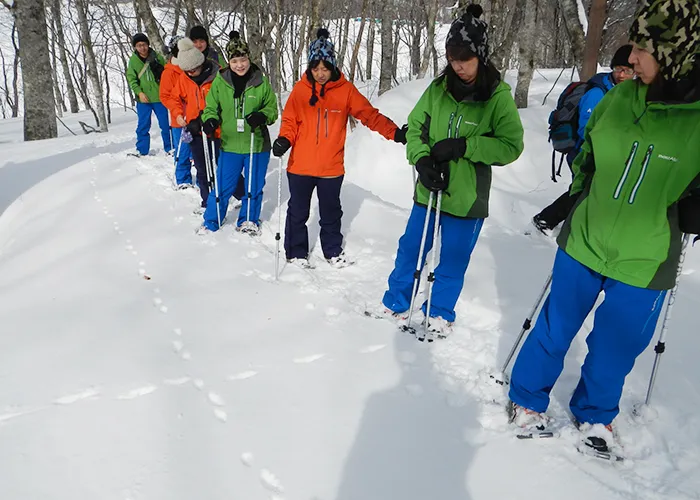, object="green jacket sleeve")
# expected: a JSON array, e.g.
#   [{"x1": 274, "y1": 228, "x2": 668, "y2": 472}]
[
  {"x1": 218, "y1": 53, "x2": 227, "y2": 69},
  {"x1": 406, "y1": 84, "x2": 434, "y2": 165},
  {"x1": 259, "y1": 78, "x2": 279, "y2": 125},
  {"x1": 570, "y1": 89, "x2": 614, "y2": 195},
  {"x1": 126, "y1": 55, "x2": 143, "y2": 95},
  {"x1": 464, "y1": 90, "x2": 524, "y2": 167},
  {"x1": 202, "y1": 77, "x2": 222, "y2": 123}
]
